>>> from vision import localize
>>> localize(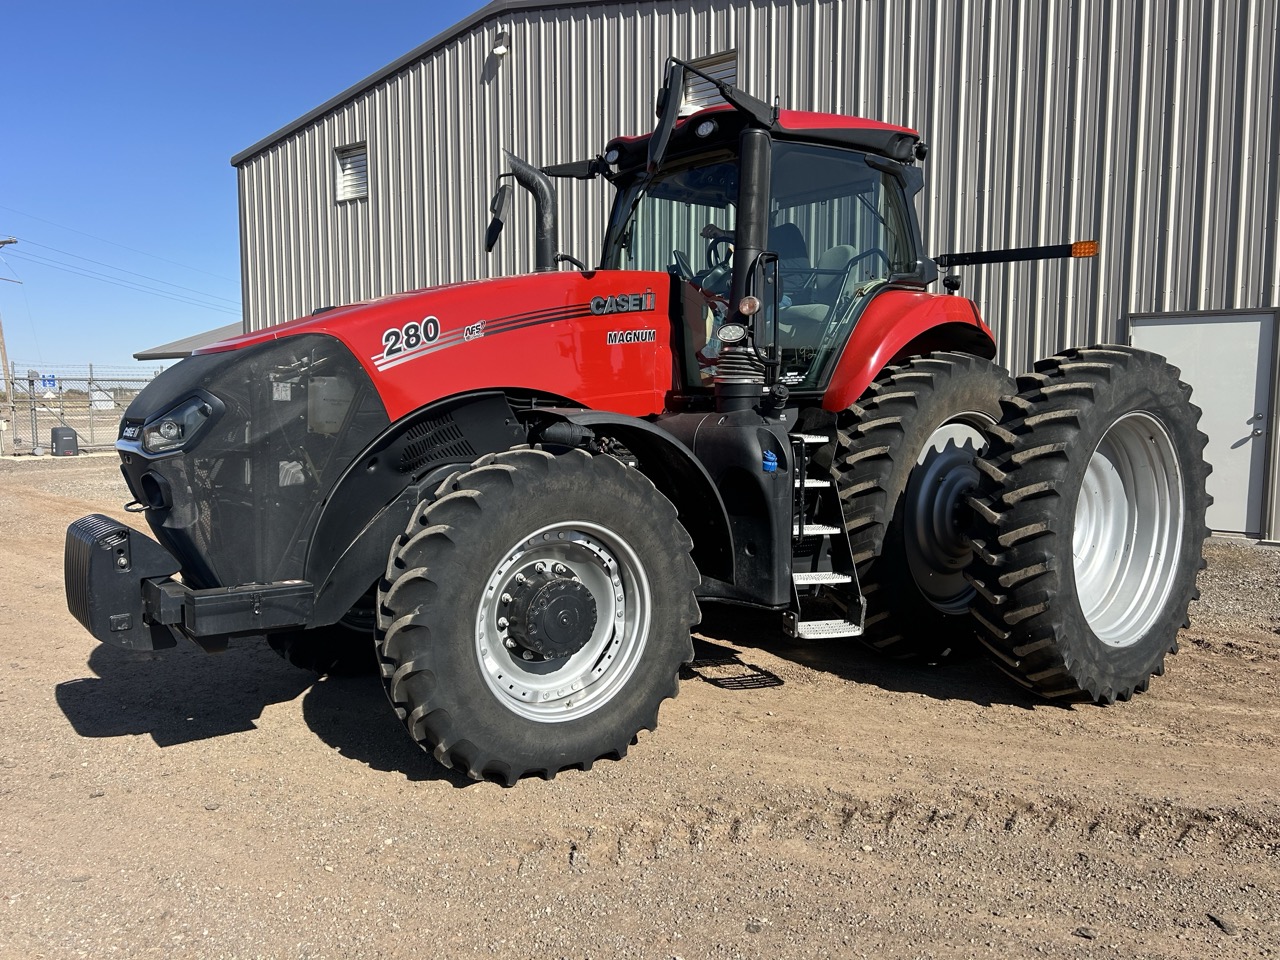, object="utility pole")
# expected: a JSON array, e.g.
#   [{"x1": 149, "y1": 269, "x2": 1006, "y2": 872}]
[{"x1": 0, "y1": 237, "x2": 19, "y2": 457}]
